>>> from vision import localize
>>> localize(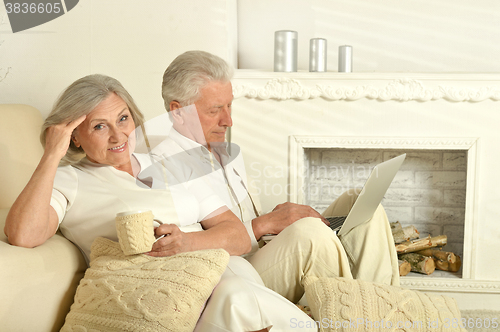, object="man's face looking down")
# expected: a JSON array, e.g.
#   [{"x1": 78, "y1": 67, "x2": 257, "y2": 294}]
[{"x1": 193, "y1": 81, "x2": 233, "y2": 150}]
